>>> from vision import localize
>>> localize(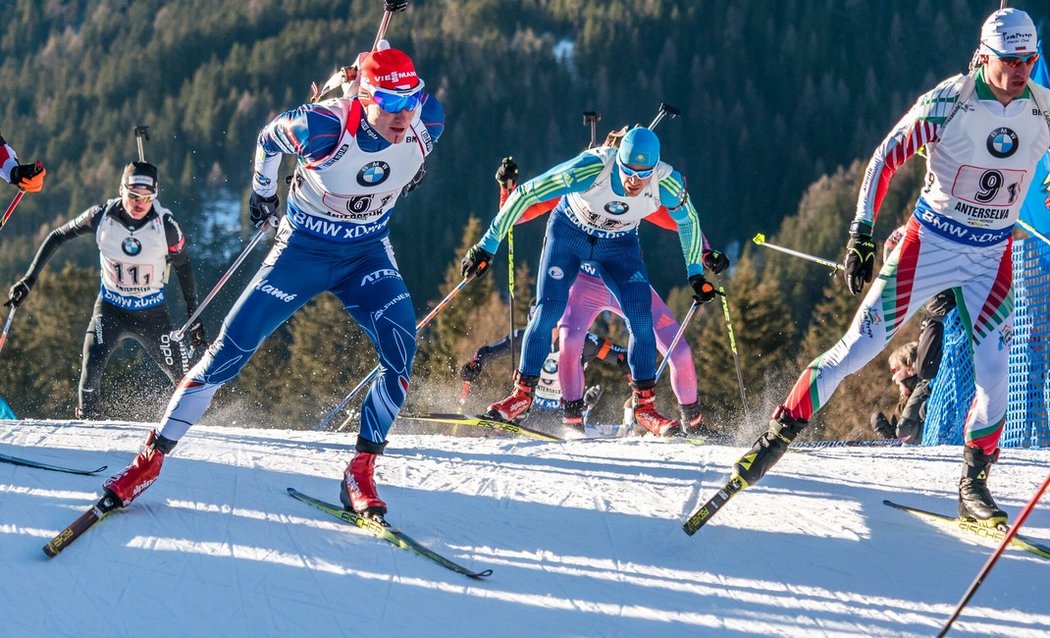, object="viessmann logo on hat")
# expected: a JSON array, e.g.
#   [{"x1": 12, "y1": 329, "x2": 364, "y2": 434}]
[{"x1": 370, "y1": 70, "x2": 418, "y2": 86}]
